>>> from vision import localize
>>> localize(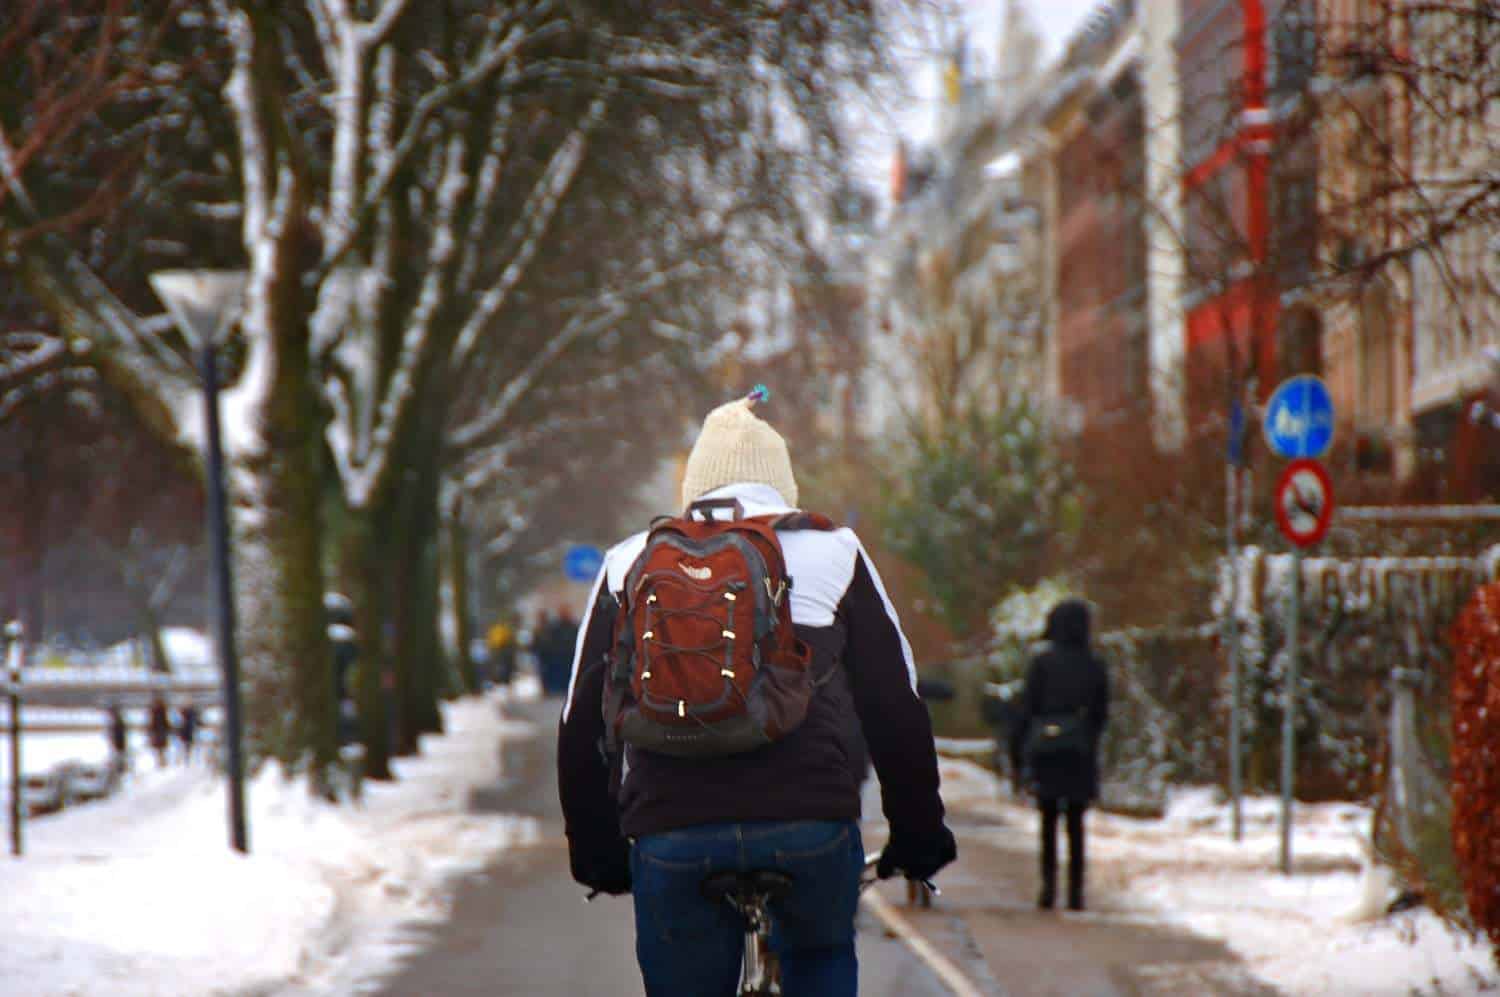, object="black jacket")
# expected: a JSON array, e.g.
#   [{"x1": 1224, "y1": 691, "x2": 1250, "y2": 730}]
[
  {"x1": 557, "y1": 484, "x2": 946, "y2": 874},
  {"x1": 1009, "y1": 600, "x2": 1110, "y2": 804}
]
